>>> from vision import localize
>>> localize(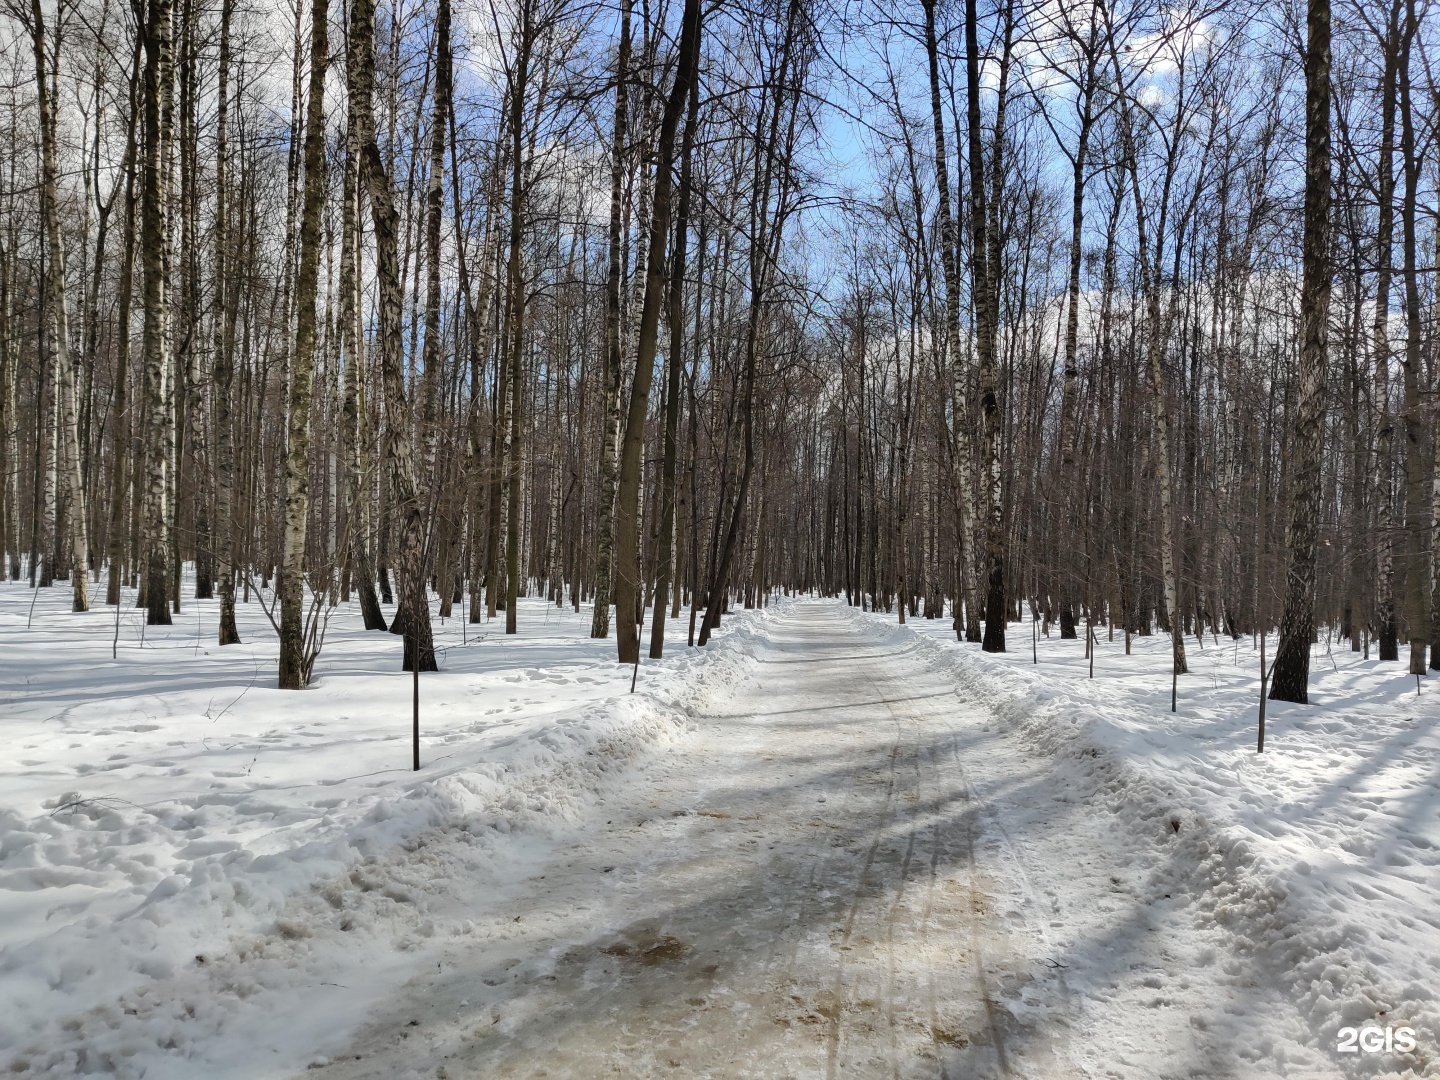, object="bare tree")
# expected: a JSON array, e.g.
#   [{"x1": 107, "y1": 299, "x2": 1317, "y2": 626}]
[
  {"x1": 278, "y1": 0, "x2": 330, "y2": 688},
  {"x1": 1270, "y1": 0, "x2": 1333, "y2": 702}
]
